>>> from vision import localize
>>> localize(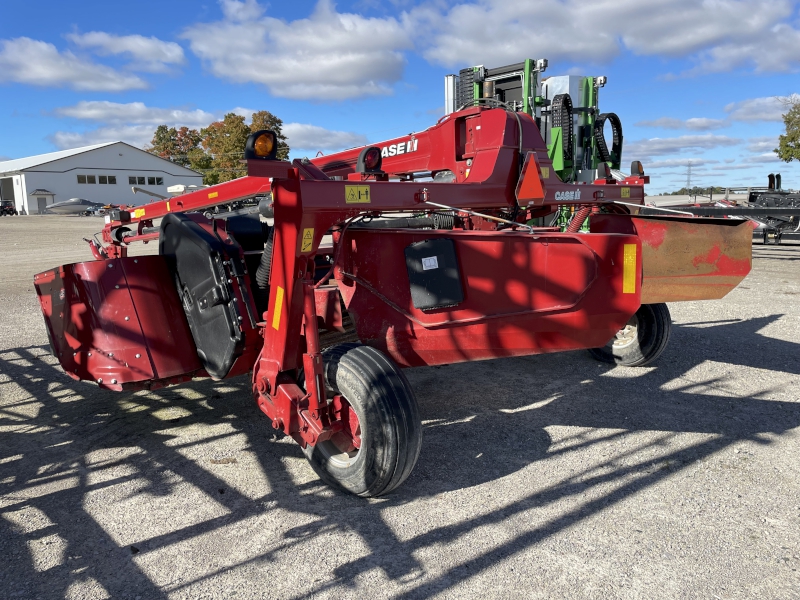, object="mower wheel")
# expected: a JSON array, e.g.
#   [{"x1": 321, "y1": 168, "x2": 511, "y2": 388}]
[
  {"x1": 303, "y1": 343, "x2": 422, "y2": 497},
  {"x1": 588, "y1": 303, "x2": 671, "y2": 367}
]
